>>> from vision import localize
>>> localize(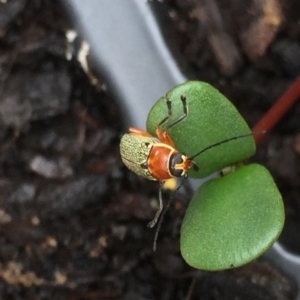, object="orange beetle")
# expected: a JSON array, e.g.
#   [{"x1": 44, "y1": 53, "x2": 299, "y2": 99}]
[
  {"x1": 120, "y1": 96, "x2": 191, "y2": 182},
  {"x1": 121, "y1": 126, "x2": 192, "y2": 181},
  {"x1": 120, "y1": 96, "x2": 193, "y2": 227}
]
